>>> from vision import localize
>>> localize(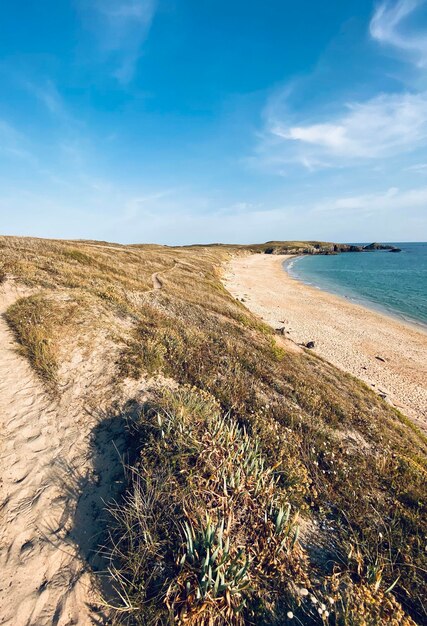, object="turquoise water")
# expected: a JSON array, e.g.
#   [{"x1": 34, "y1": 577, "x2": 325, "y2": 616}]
[{"x1": 286, "y1": 243, "x2": 427, "y2": 328}]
